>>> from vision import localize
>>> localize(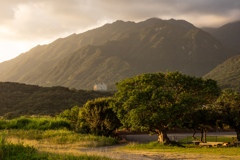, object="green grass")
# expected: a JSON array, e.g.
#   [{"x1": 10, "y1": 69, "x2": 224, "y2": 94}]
[
  {"x1": 0, "y1": 136, "x2": 112, "y2": 160},
  {"x1": 178, "y1": 136, "x2": 237, "y2": 143},
  {"x1": 0, "y1": 117, "x2": 71, "y2": 130},
  {"x1": 121, "y1": 141, "x2": 240, "y2": 156},
  {"x1": 0, "y1": 129, "x2": 118, "y2": 147},
  {"x1": 0, "y1": 117, "x2": 118, "y2": 147},
  {"x1": 0, "y1": 136, "x2": 47, "y2": 160}
]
